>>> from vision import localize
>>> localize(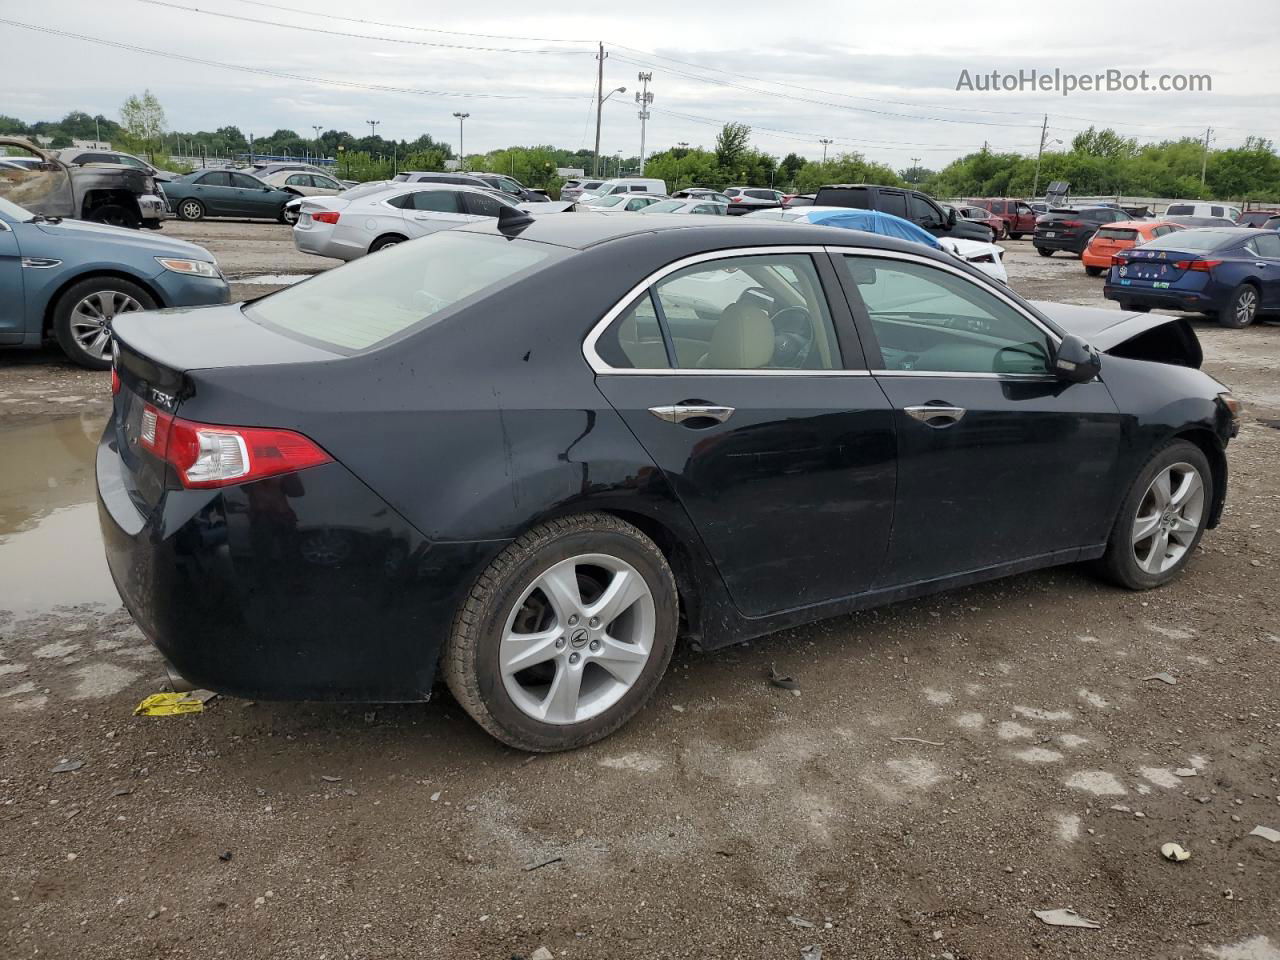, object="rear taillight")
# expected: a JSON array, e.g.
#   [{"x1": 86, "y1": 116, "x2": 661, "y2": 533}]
[
  {"x1": 730, "y1": 196, "x2": 742, "y2": 202},
  {"x1": 1174, "y1": 259, "x2": 1223, "y2": 272},
  {"x1": 1060, "y1": 220, "x2": 1084, "y2": 228},
  {"x1": 1111, "y1": 255, "x2": 1128, "y2": 266},
  {"x1": 313, "y1": 211, "x2": 340, "y2": 224},
  {"x1": 111, "y1": 365, "x2": 120, "y2": 395},
  {"x1": 139, "y1": 406, "x2": 331, "y2": 488}
]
